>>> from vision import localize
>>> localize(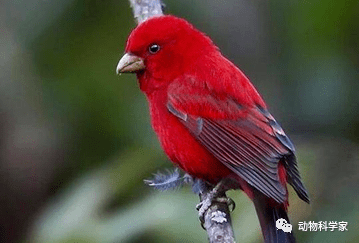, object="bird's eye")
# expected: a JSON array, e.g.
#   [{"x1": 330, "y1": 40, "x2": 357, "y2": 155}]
[{"x1": 149, "y1": 44, "x2": 160, "y2": 54}]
